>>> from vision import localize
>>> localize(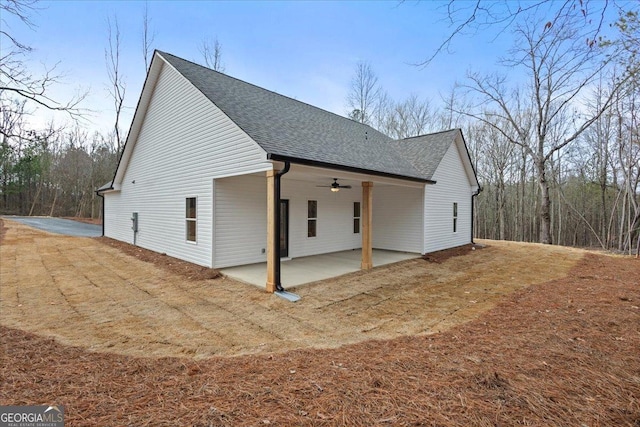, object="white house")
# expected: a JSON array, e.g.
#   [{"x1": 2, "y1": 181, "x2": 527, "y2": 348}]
[{"x1": 98, "y1": 51, "x2": 480, "y2": 292}]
